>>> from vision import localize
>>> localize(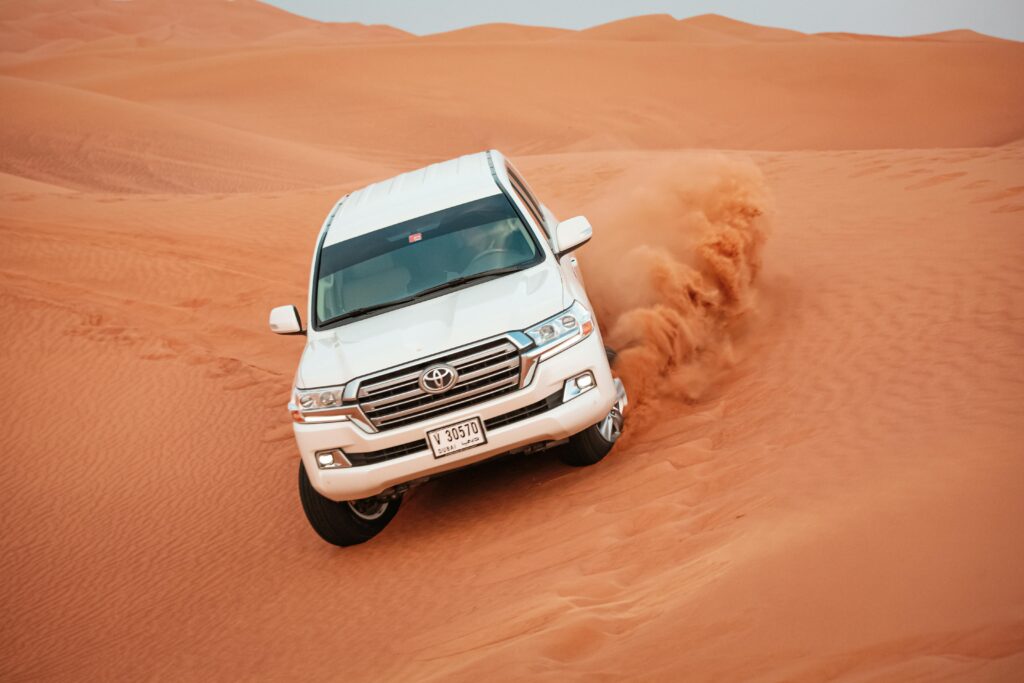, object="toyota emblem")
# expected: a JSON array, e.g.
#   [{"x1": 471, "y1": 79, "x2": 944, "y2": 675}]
[{"x1": 419, "y1": 363, "x2": 459, "y2": 394}]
